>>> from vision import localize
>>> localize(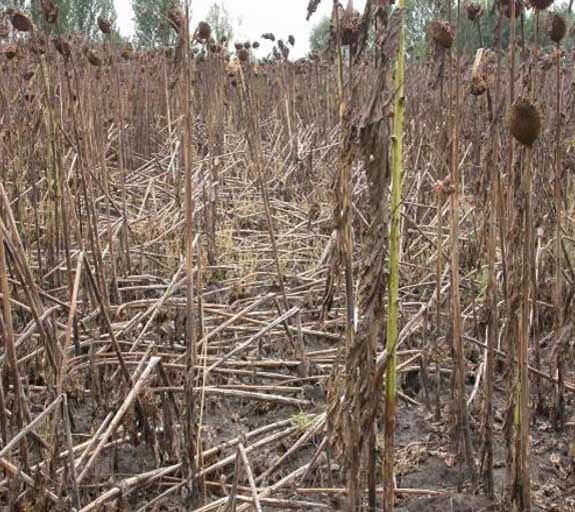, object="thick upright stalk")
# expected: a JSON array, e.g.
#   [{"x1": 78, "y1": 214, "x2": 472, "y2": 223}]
[
  {"x1": 481, "y1": 124, "x2": 498, "y2": 498},
  {"x1": 383, "y1": 1, "x2": 405, "y2": 510},
  {"x1": 0, "y1": 213, "x2": 29, "y2": 466},
  {"x1": 434, "y1": 189, "x2": 443, "y2": 421},
  {"x1": 333, "y1": 1, "x2": 355, "y2": 359},
  {"x1": 531, "y1": 9, "x2": 541, "y2": 410},
  {"x1": 552, "y1": 39, "x2": 564, "y2": 430},
  {"x1": 511, "y1": 10, "x2": 541, "y2": 511},
  {"x1": 113, "y1": 61, "x2": 131, "y2": 275},
  {"x1": 504, "y1": 2, "x2": 519, "y2": 506},
  {"x1": 182, "y1": 4, "x2": 199, "y2": 507},
  {"x1": 516, "y1": 146, "x2": 533, "y2": 512},
  {"x1": 102, "y1": 35, "x2": 120, "y2": 303},
  {"x1": 330, "y1": 4, "x2": 359, "y2": 510},
  {"x1": 449, "y1": 0, "x2": 475, "y2": 476}
]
